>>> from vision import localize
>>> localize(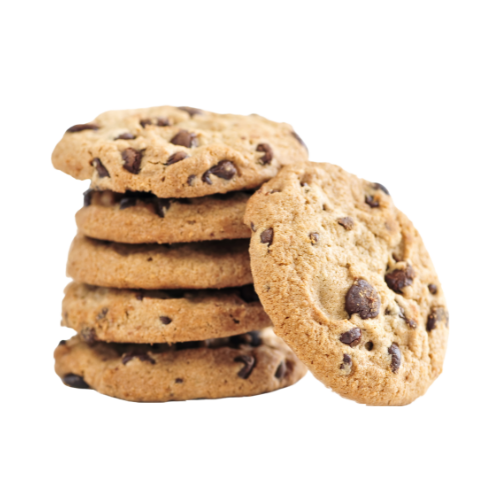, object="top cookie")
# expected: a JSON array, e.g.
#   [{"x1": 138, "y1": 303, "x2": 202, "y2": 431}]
[
  {"x1": 244, "y1": 161, "x2": 449, "y2": 406},
  {"x1": 52, "y1": 106, "x2": 308, "y2": 198}
]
